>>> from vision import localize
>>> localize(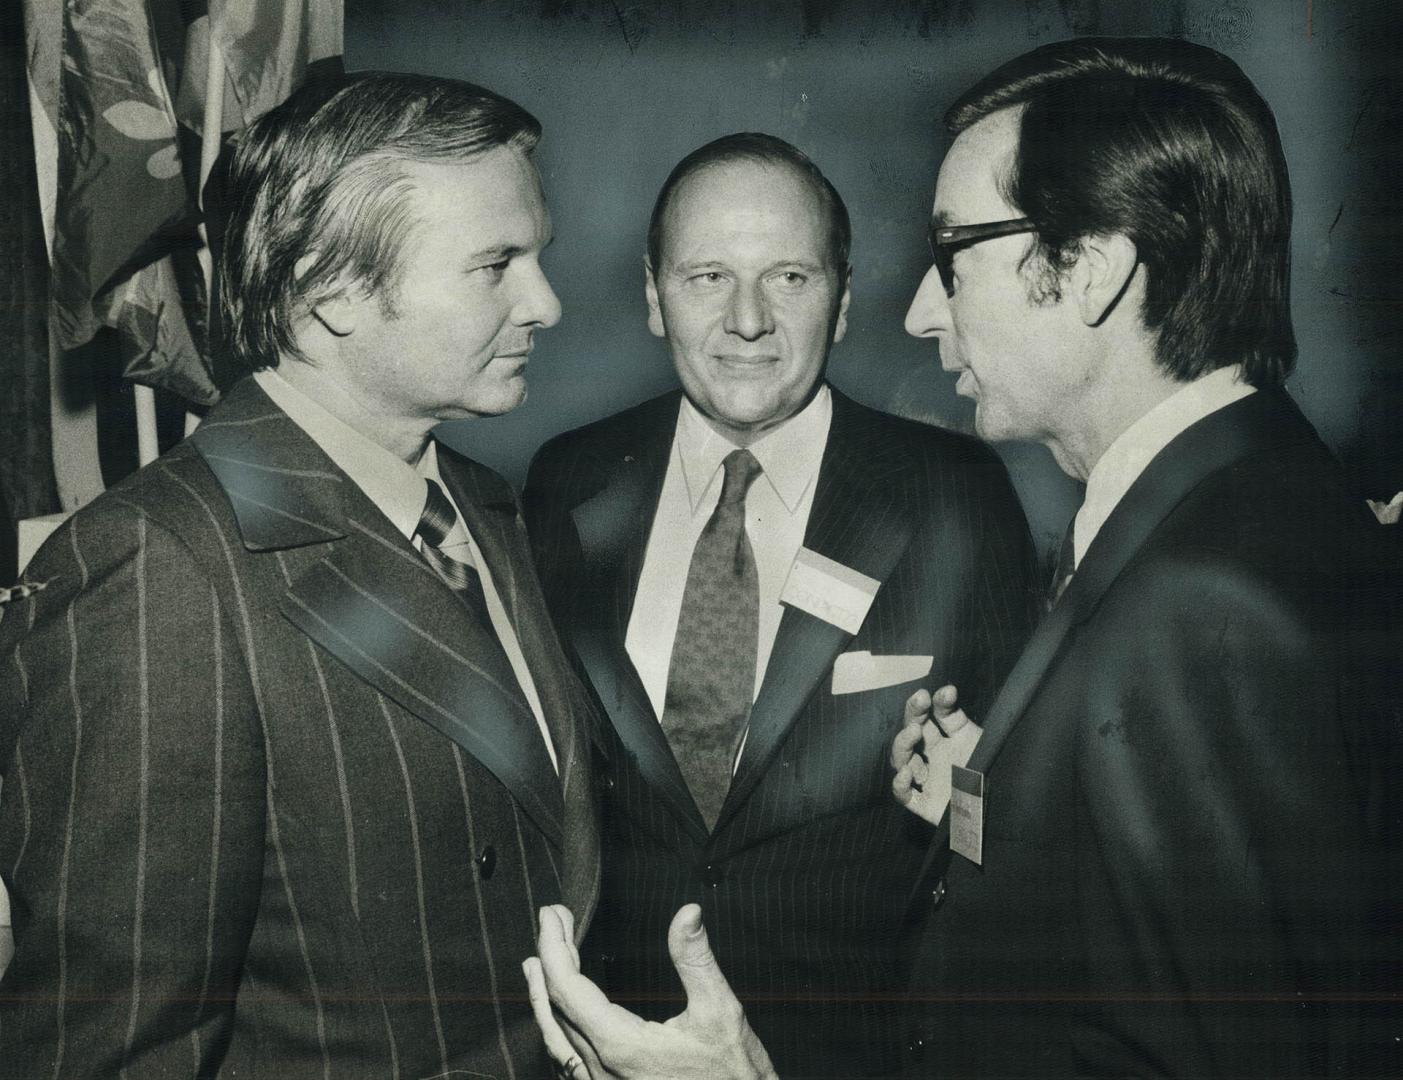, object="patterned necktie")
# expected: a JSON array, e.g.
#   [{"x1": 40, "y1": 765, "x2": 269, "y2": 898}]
[
  {"x1": 1048, "y1": 514, "x2": 1077, "y2": 610},
  {"x1": 661, "y1": 448, "x2": 764, "y2": 831},
  {"x1": 417, "y1": 478, "x2": 495, "y2": 632}
]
